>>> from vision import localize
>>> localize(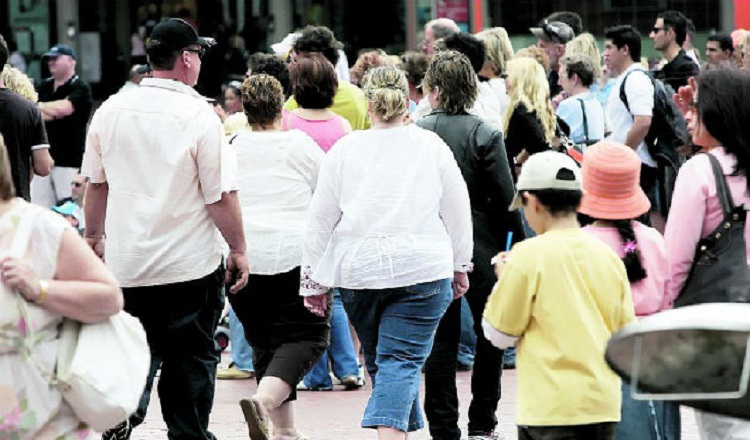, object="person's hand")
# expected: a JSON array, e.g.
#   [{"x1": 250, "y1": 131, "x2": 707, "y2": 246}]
[
  {"x1": 492, "y1": 252, "x2": 510, "y2": 279},
  {"x1": 214, "y1": 104, "x2": 228, "y2": 123},
  {"x1": 304, "y1": 293, "x2": 328, "y2": 317},
  {"x1": 452, "y1": 271, "x2": 469, "y2": 299},
  {"x1": 551, "y1": 92, "x2": 567, "y2": 110},
  {"x1": 225, "y1": 251, "x2": 249, "y2": 294},
  {"x1": 85, "y1": 236, "x2": 105, "y2": 259},
  {"x1": 673, "y1": 77, "x2": 697, "y2": 117},
  {"x1": 1, "y1": 257, "x2": 41, "y2": 302}
]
